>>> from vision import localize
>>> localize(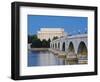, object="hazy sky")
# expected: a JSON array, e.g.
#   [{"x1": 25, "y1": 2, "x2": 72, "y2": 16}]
[{"x1": 28, "y1": 15, "x2": 87, "y2": 35}]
